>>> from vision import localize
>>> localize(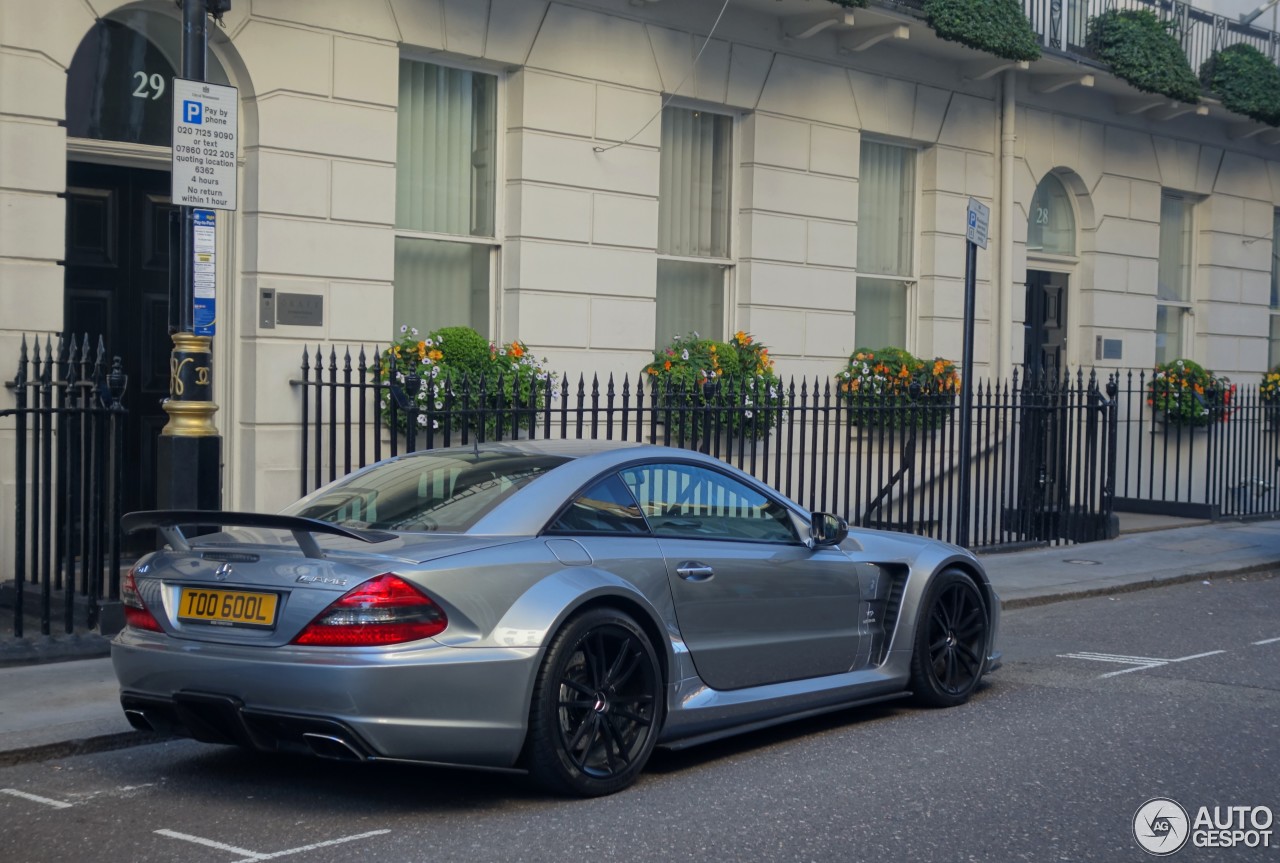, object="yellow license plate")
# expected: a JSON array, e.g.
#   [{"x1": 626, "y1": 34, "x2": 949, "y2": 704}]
[{"x1": 177, "y1": 588, "x2": 278, "y2": 628}]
